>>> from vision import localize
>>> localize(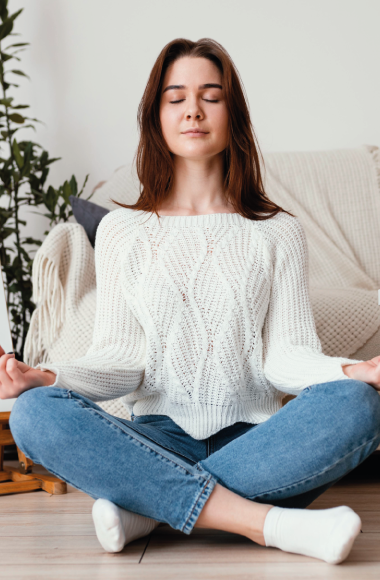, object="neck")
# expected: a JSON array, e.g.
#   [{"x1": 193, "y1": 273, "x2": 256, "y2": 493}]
[{"x1": 159, "y1": 153, "x2": 233, "y2": 215}]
